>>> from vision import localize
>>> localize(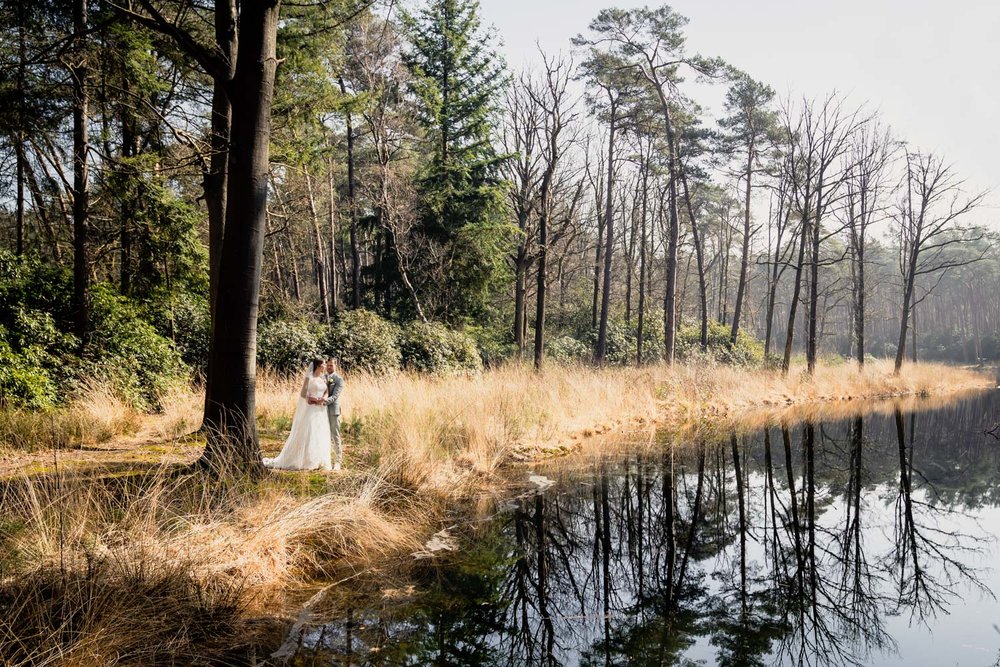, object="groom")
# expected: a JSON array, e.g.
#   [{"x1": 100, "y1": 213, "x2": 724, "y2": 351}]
[{"x1": 323, "y1": 357, "x2": 345, "y2": 471}]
